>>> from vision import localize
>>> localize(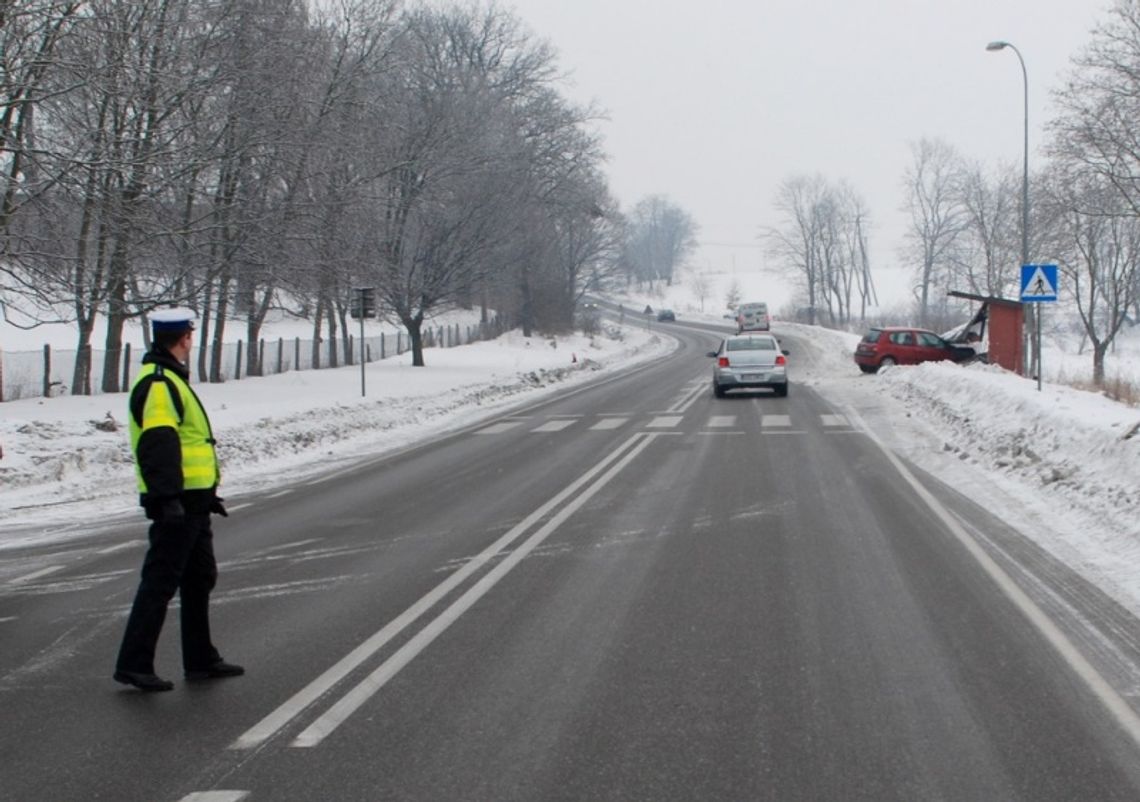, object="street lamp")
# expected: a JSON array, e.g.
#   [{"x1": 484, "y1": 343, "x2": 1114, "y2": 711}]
[{"x1": 986, "y1": 40, "x2": 1036, "y2": 384}]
